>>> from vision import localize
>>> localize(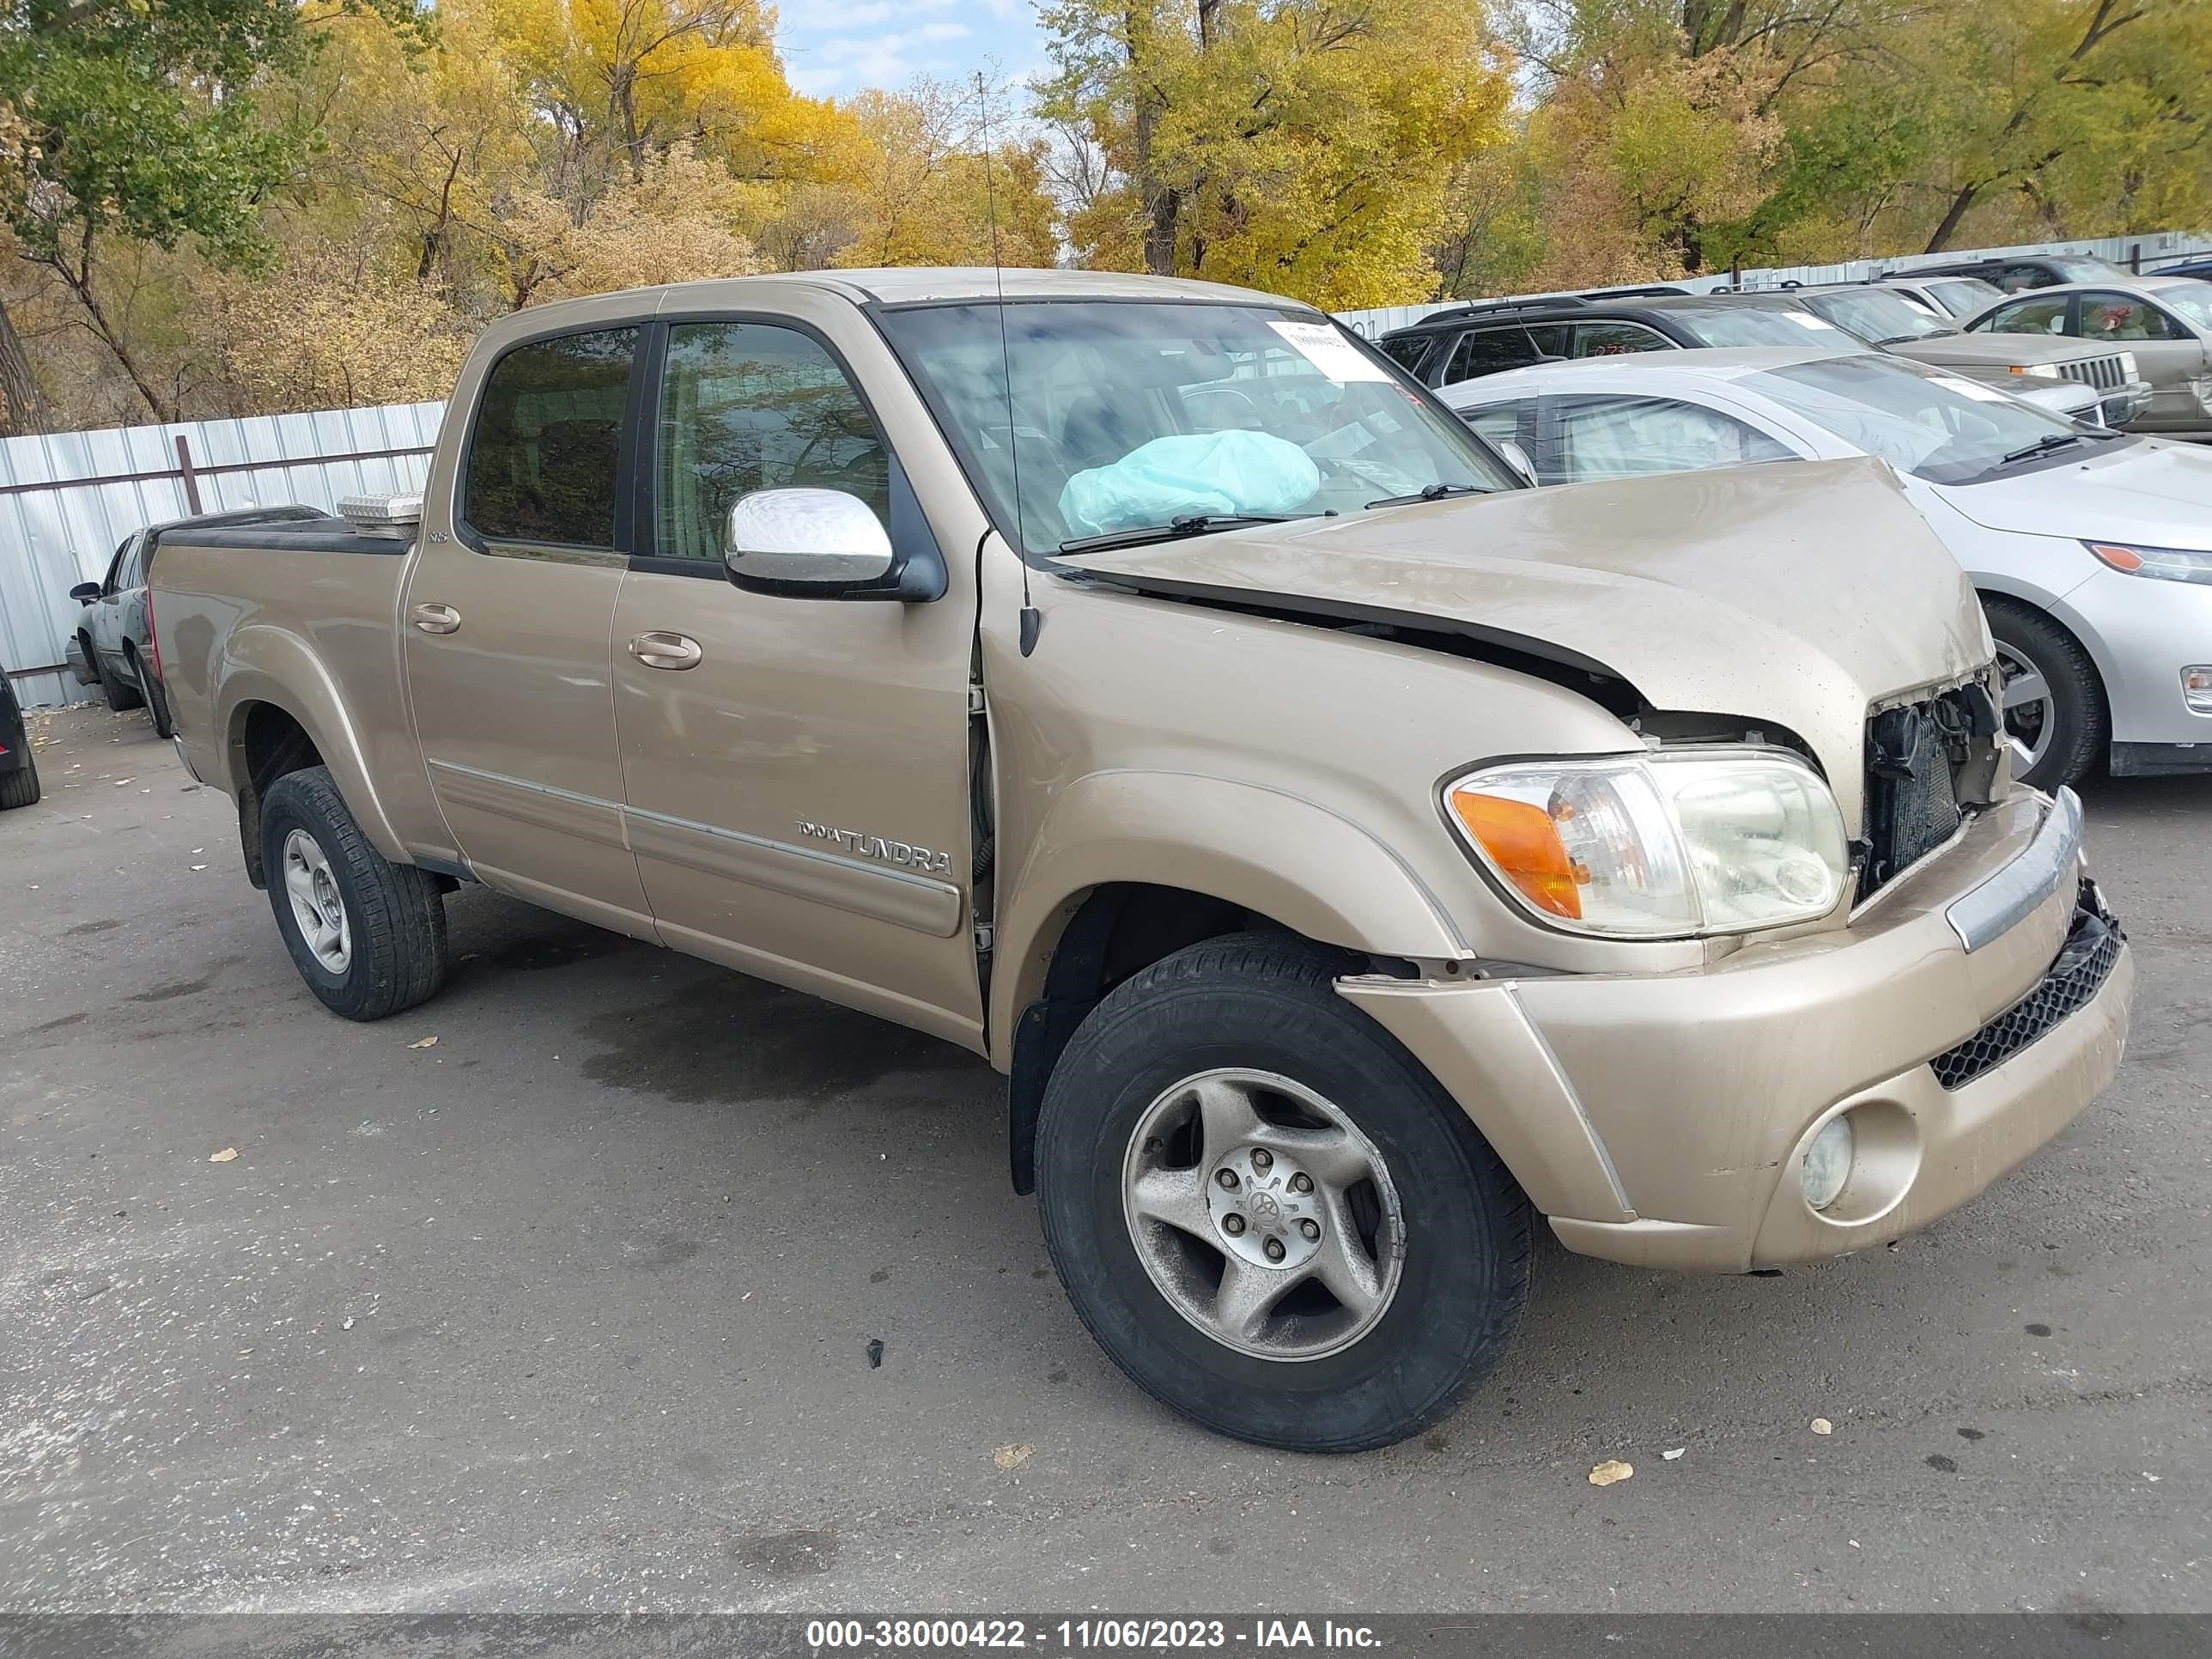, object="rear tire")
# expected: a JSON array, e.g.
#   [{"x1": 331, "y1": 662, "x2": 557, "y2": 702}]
[
  {"x1": 94, "y1": 647, "x2": 143, "y2": 713},
  {"x1": 260, "y1": 766, "x2": 447, "y2": 1020},
  {"x1": 1984, "y1": 598, "x2": 2103, "y2": 791},
  {"x1": 0, "y1": 756, "x2": 39, "y2": 810},
  {"x1": 1034, "y1": 933, "x2": 1531, "y2": 1452}
]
